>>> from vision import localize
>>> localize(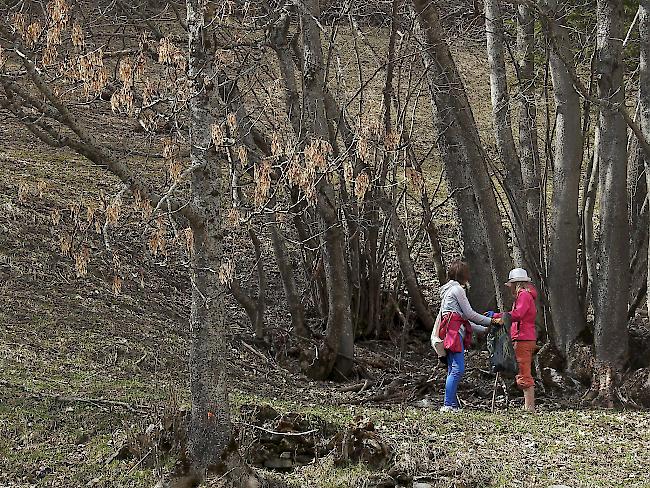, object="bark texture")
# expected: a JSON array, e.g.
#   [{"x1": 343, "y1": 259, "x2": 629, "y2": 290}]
[
  {"x1": 516, "y1": 3, "x2": 542, "y2": 269},
  {"x1": 484, "y1": 0, "x2": 527, "y2": 265},
  {"x1": 543, "y1": 0, "x2": 588, "y2": 359},
  {"x1": 593, "y1": 0, "x2": 630, "y2": 375},
  {"x1": 186, "y1": 0, "x2": 231, "y2": 471}
]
